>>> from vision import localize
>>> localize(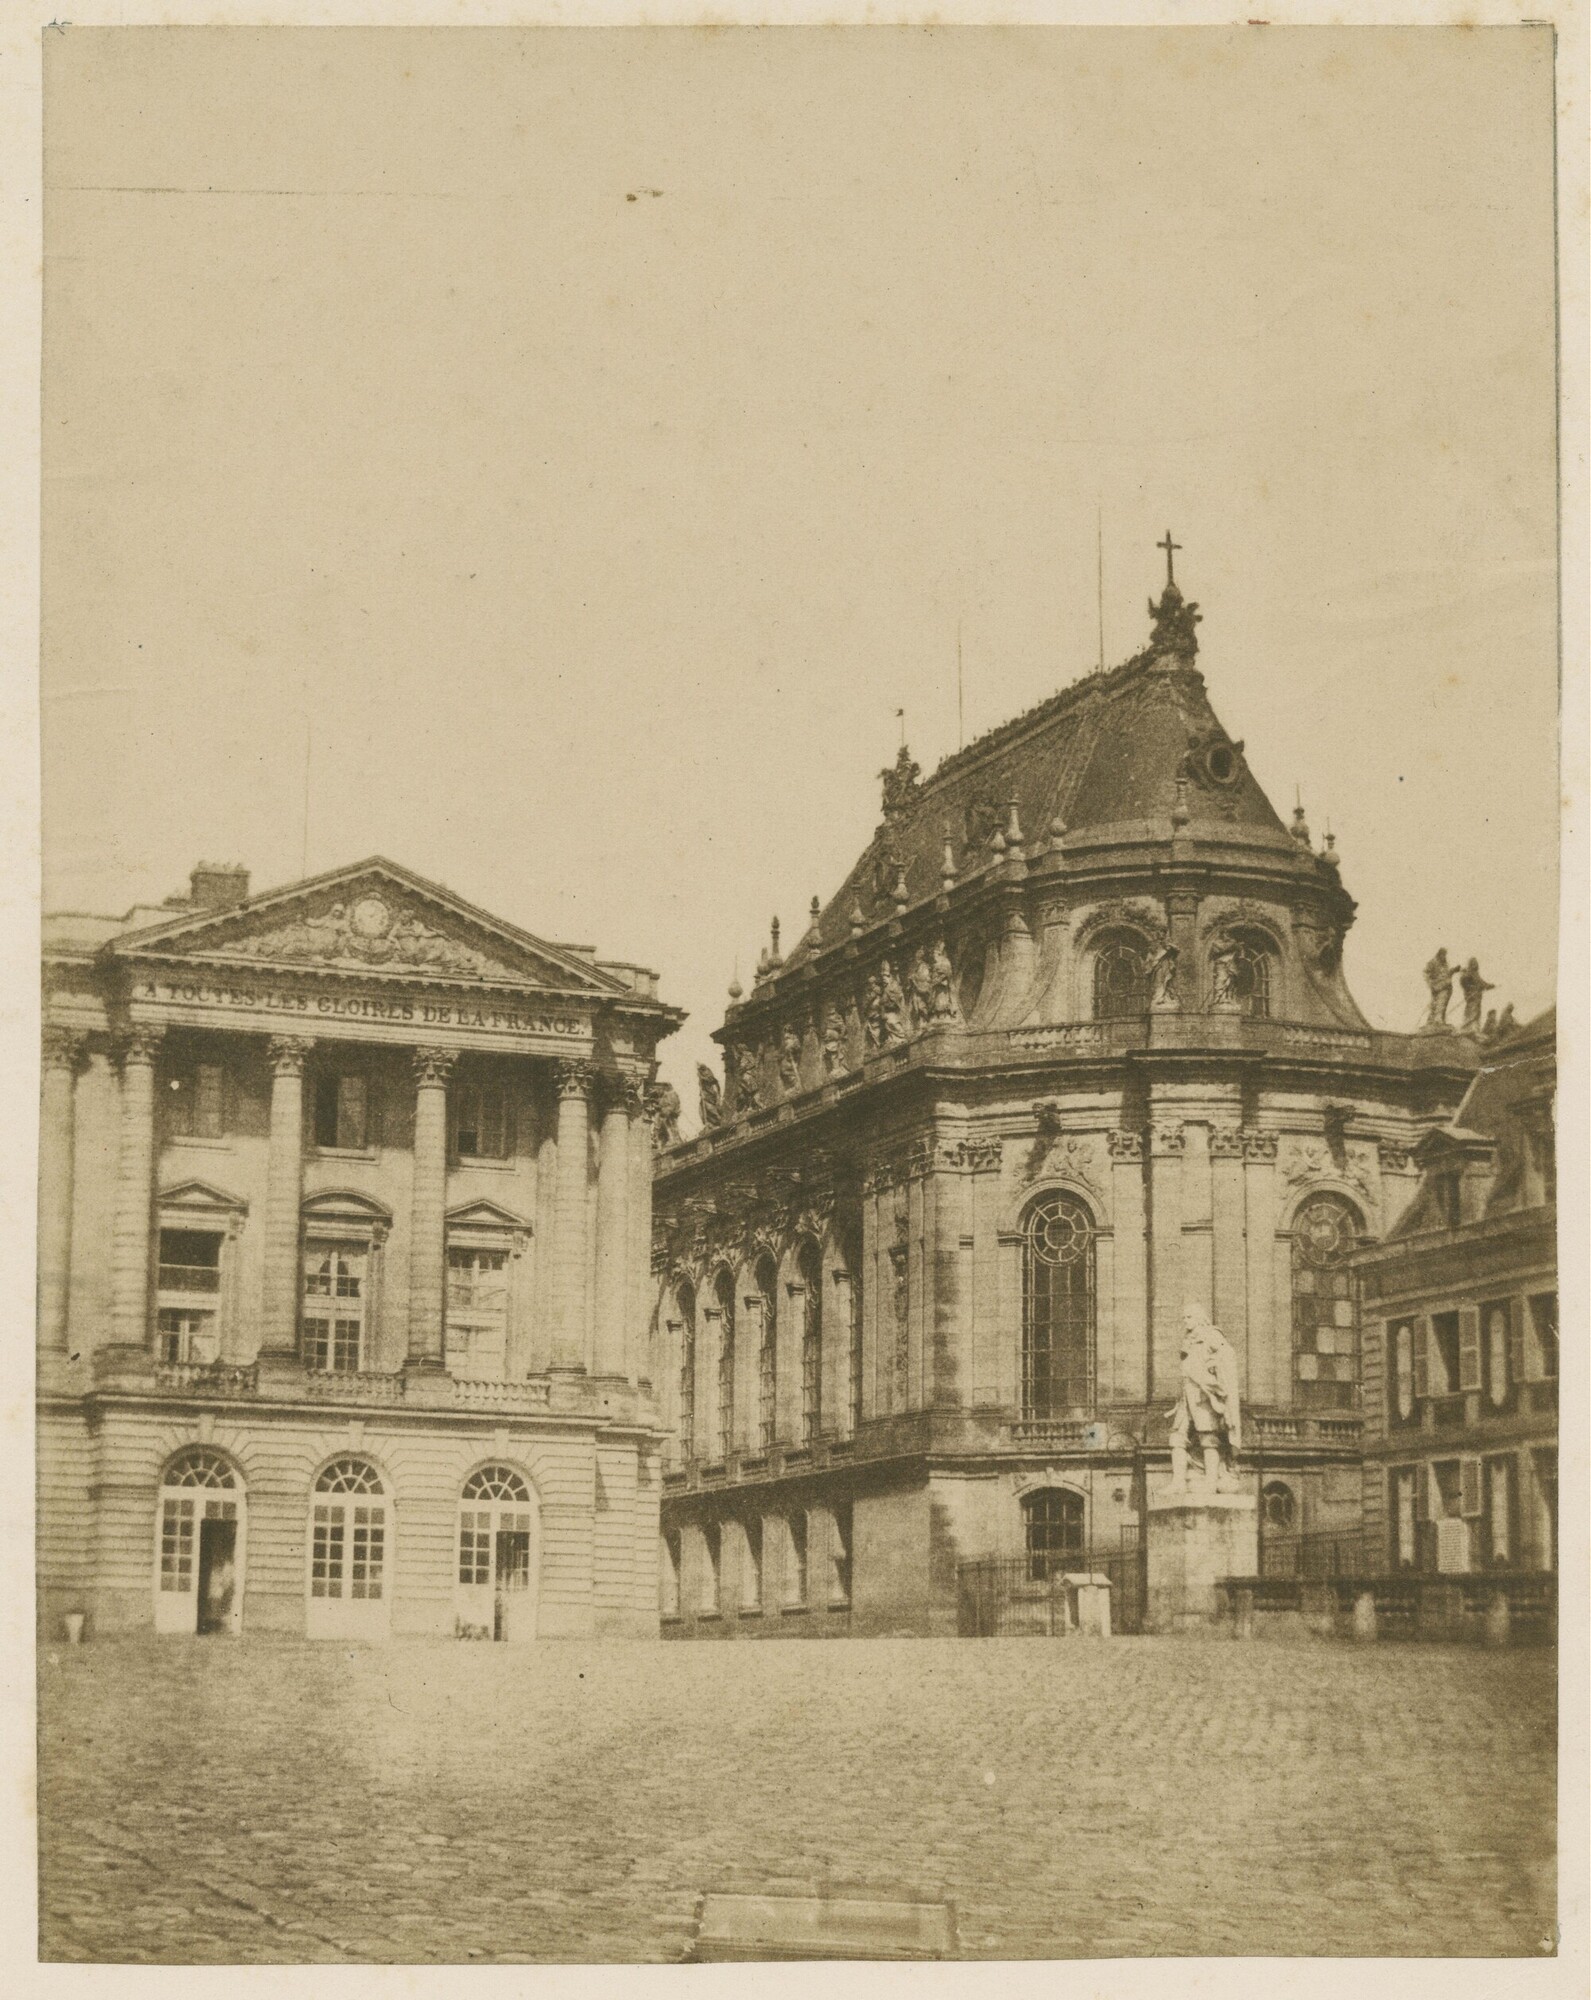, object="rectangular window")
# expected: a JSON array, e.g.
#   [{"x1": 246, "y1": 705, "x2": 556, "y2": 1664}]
[
  {"x1": 314, "y1": 1071, "x2": 369, "y2": 1150},
  {"x1": 445, "y1": 1246, "x2": 509, "y2": 1379},
  {"x1": 350, "y1": 1506, "x2": 384, "y2": 1600},
  {"x1": 1388, "y1": 1320, "x2": 1418, "y2": 1427},
  {"x1": 701, "y1": 1523, "x2": 721, "y2": 1614},
  {"x1": 1528, "y1": 1293, "x2": 1558, "y2": 1379},
  {"x1": 160, "y1": 1497, "x2": 196, "y2": 1590},
  {"x1": 458, "y1": 1509, "x2": 492, "y2": 1586},
  {"x1": 454, "y1": 1080, "x2": 514, "y2": 1160},
  {"x1": 303, "y1": 1243, "x2": 367, "y2": 1372},
  {"x1": 1485, "y1": 1456, "x2": 1515, "y2": 1568},
  {"x1": 741, "y1": 1517, "x2": 763, "y2": 1610},
  {"x1": 1390, "y1": 1467, "x2": 1419, "y2": 1569},
  {"x1": 157, "y1": 1307, "x2": 219, "y2": 1365},
  {"x1": 830, "y1": 1502, "x2": 853, "y2": 1606},
  {"x1": 157, "y1": 1228, "x2": 222, "y2": 1296},
  {"x1": 1457, "y1": 1309, "x2": 1482, "y2": 1393},
  {"x1": 786, "y1": 1512, "x2": 808, "y2": 1607},
  {"x1": 311, "y1": 1506, "x2": 344, "y2": 1598},
  {"x1": 1428, "y1": 1312, "x2": 1461, "y2": 1397},
  {"x1": 1433, "y1": 1174, "x2": 1462, "y2": 1229},
  {"x1": 660, "y1": 1530, "x2": 682, "y2": 1618},
  {"x1": 168, "y1": 1061, "x2": 227, "y2": 1139}
]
